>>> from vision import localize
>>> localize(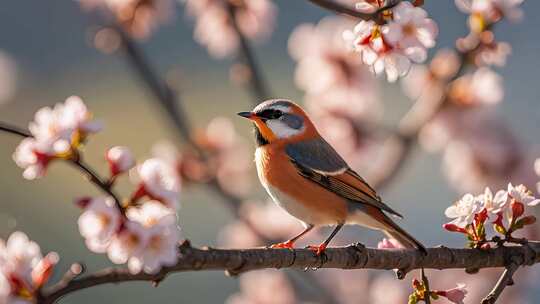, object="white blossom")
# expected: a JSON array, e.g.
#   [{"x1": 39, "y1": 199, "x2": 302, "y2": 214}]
[
  {"x1": 78, "y1": 197, "x2": 122, "y2": 253},
  {"x1": 445, "y1": 193, "x2": 482, "y2": 227},
  {"x1": 106, "y1": 146, "x2": 135, "y2": 176},
  {"x1": 507, "y1": 183, "x2": 540, "y2": 206},
  {"x1": 131, "y1": 158, "x2": 181, "y2": 209}
]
